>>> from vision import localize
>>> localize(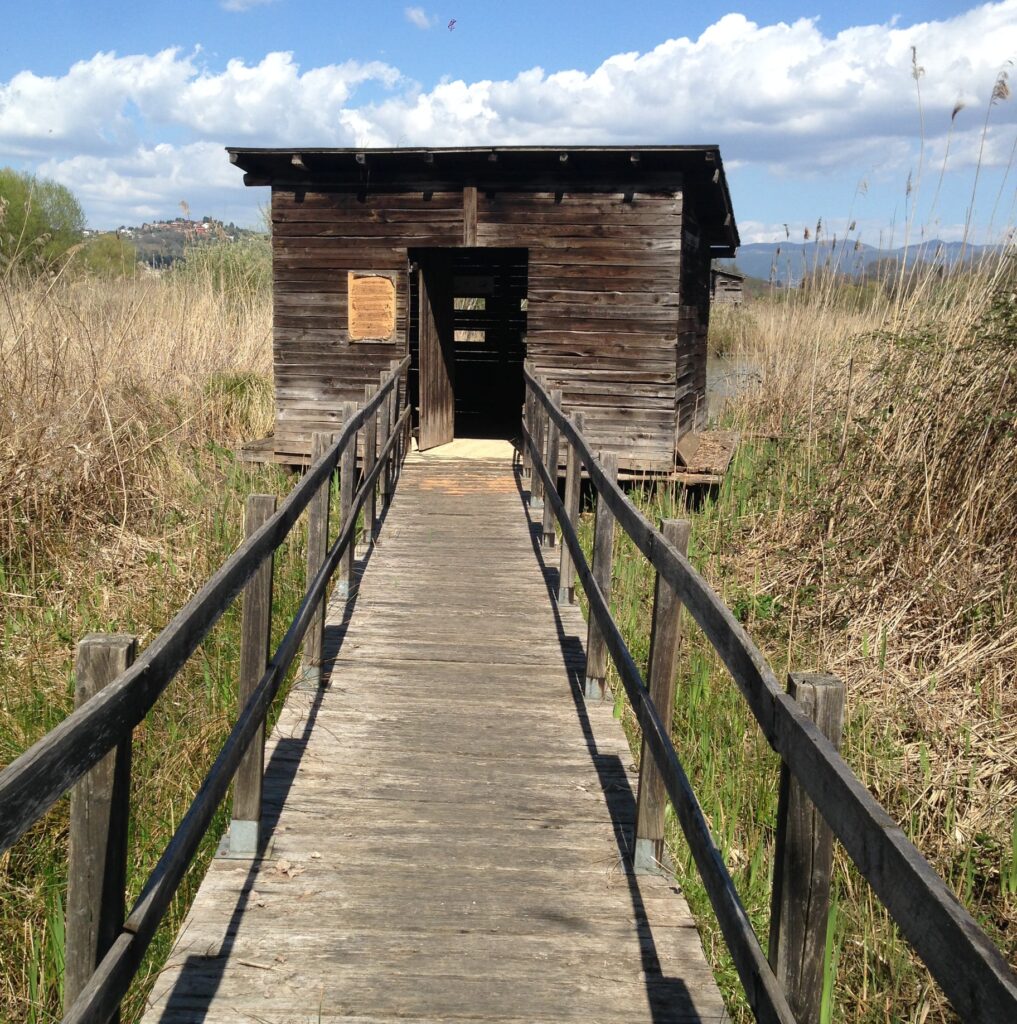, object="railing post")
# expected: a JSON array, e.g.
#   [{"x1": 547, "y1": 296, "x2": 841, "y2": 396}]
[
  {"x1": 378, "y1": 371, "x2": 392, "y2": 509},
  {"x1": 529, "y1": 379, "x2": 547, "y2": 512},
  {"x1": 557, "y1": 412, "x2": 583, "y2": 602},
  {"x1": 361, "y1": 384, "x2": 378, "y2": 553},
  {"x1": 521, "y1": 371, "x2": 534, "y2": 481},
  {"x1": 65, "y1": 633, "x2": 136, "y2": 1019},
  {"x1": 230, "y1": 494, "x2": 276, "y2": 856},
  {"x1": 338, "y1": 401, "x2": 357, "y2": 598},
  {"x1": 584, "y1": 451, "x2": 618, "y2": 699},
  {"x1": 388, "y1": 360, "x2": 399, "y2": 451},
  {"x1": 405, "y1": 378, "x2": 413, "y2": 460},
  {"x1": 302, "y1": 431, "x2": 332, "y2": 676},
  {"x1": 542, "y1": 389, "x2": 562, "y2": 547},
  {"x1": 769, "y1": 672, "x2": 846, "y2": 1024},
  {"x1": 389, "y1": 360, "x2": 403, "y2": 481},
  {"x1": 634, "y1": 518, "x2": 691, "y2": 873}
]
